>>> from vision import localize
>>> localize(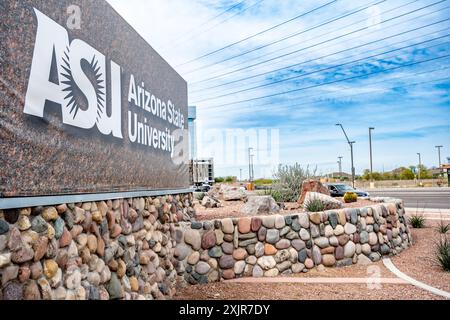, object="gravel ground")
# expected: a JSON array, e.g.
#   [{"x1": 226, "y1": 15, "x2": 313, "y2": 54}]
[
  {"x1": 194, "y1": 198, "x2": 376, "y2": 221},
  {"x1": 174, "y1": 282, "x2": 442, "y2": 300},
  {"x1": 390, "y1": 224, "x2": 450, "y2": 293}
]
